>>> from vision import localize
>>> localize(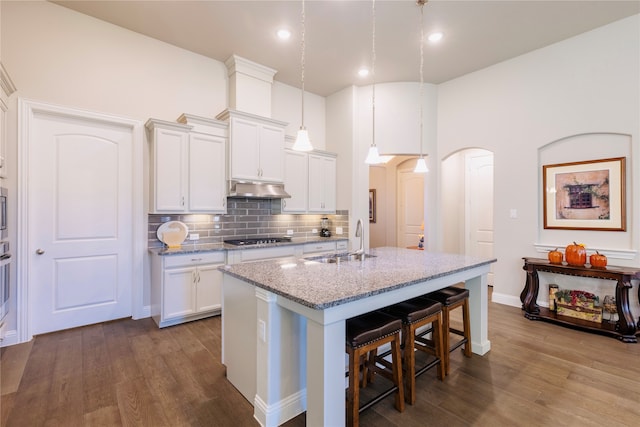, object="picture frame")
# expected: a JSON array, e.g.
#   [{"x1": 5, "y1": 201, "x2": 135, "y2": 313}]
[
  {"x1": 369, "y1": 189, "x2": 376, "y2": 223},
  {"x1": 543, "y1": 157, "x2": 626, "y2": 231}
]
